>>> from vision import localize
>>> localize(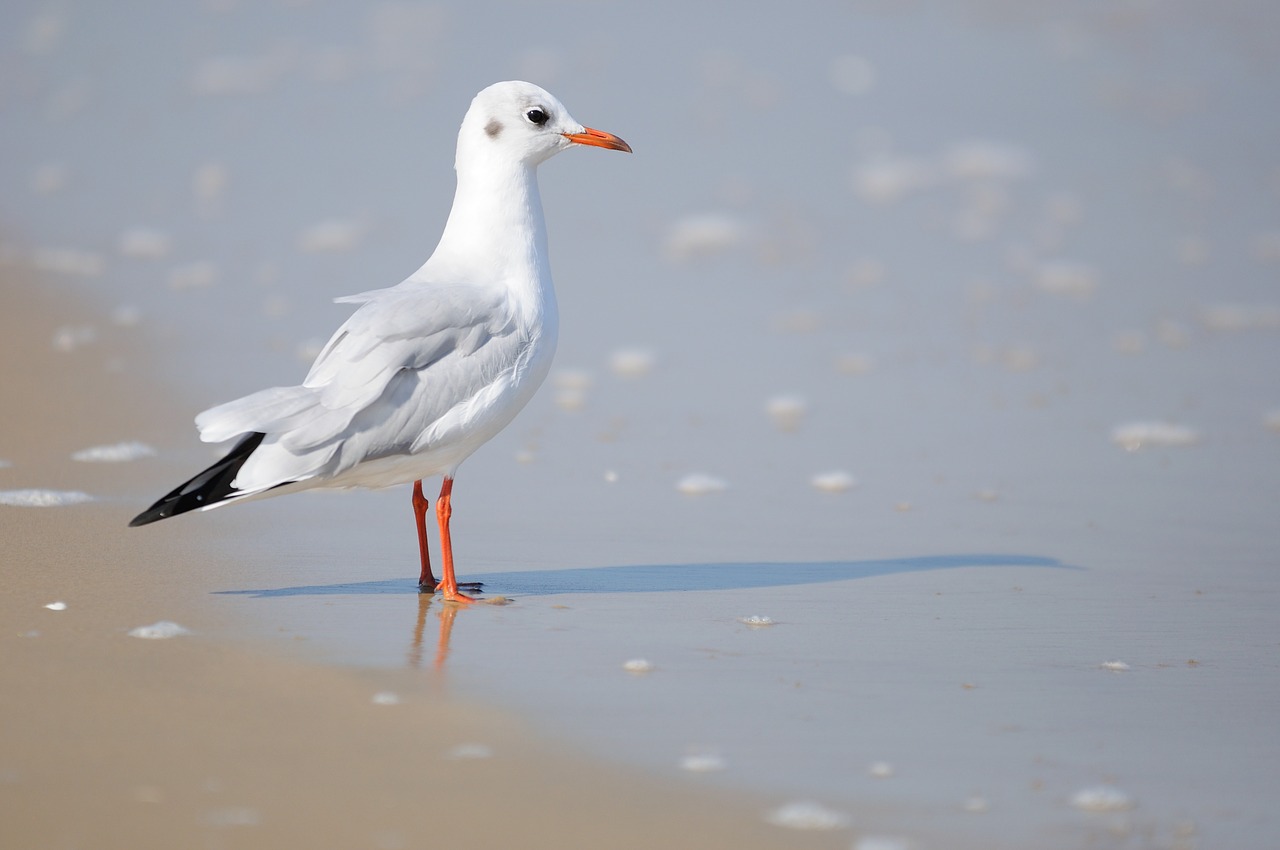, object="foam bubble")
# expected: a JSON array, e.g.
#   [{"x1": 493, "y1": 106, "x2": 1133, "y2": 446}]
[
  {"x1": 1033, "y1": 261, "x2": 1099, "y2": 298},
  {"x1": 868, "y1": 761, "x2": 895, "y2": 778},
  {"x1": 609, "y1": 348, "x2": 656, "y2": 378},
  {"x1": 31, "y1": 163, "x2": 70, "y2": 195},
  {"x1": 943, "y1": 141, "x2": 1033, "y2": 181},
  {"x1": 71, "y1": 441, "x2": 156, "y2": 463},
  {"x1": 371, "y1": 691, "x2": 401, "y2": 705},
  {"x1": 1200, "y1": 303, "x2": 1280, "y2": 331},
  {"x1": 33, "y1": 248, "x2": 104, "y2": 277},
  {"x1": 810, "y1": 471, "x2": 856, "y2": 493},
  {"x1": 855, "y1": 837, "x2": 912, "y2": 850},
  {"x1": 829, "y1": 54, "x2": 876, "y2": 96},
  {"x1": 51, "y1": 324, "x2": 97, "y2": 352},
  {"x1": 169, "y1": 261, "x2": 217, "y2": 290},
  {"x1": 662, "y1": 213, "x2": 745, "y2": 261},
  {"x1": 118, "y1": 227, "x2": 171, "y2": 259},
  {"x1": 764, "y1": 800, "x2": 850, "y2": 830},
  {"x1": 298, "y1": 219, "x2": 366, "y2": 254},
  {"x1": 1101, "y1": 660, "x2": 1131, "y2": 672},
  {"x1": 851, "y1": 155, "x2": 934, "y2": 203},
  {"x1": 44, "y1": 601, "x2": 67, "y2": 611},
  {"x1": 0, "y1": 489, "x2": 94, "y2": 507},
  {"x1": 766, "y1": 395, "x2": 807, "y2": 432},
  {"x1": 1111, "y1": 421, "x2": 1199, "y2": 451},
  {"x1": 1070, "y1": 785, "x2": 1134, "y2": 812},
  {"x1": 680, "y1": 753, "x2": 727, "y2": 772},
  {"x1": 622, "y1": 658, "x2": 654, "y2": 674},
  {"x1": 676, "y1": 474, "x2": 728, "y2": 495},
  {"x1": 128, "y1": 621, "x2": 191, "y2": 639}
]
